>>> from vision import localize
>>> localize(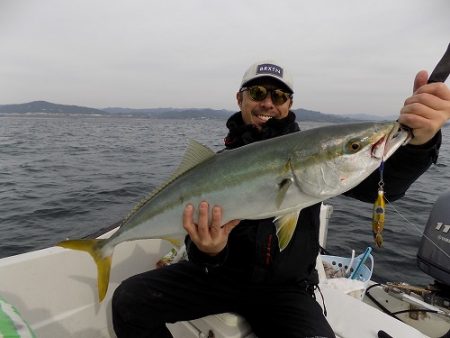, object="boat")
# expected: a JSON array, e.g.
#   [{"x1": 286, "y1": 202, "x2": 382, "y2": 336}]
[{"x1": 1, "y1": 192, "x2": 449, "y2": 338}]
